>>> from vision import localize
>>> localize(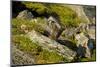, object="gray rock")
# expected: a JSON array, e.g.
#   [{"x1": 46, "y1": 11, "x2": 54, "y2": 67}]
[
  {"x1": 47, "y1": 16, "x2": 61, "y2": 40},
  {"x1": 17, "y1": 10, "x2": 34, "y2": 20},
  {"x1": 61, "y1": 27, "x2": 76, "y2": 38},
  {"x1": 48, "y1": 16, "x2": 61, "y2": 29},
  {"x1": 83, "y1": 6, "x2": 96, "y2": 19},
  {"x1": 75, "y1": 32, "x2": 89, "y2": 47},
  {"x1": 11, "y1": 45, "x2": 35, "y2": 65},
  {"x1": 87, "y1": 24, "x2": 96, "y2": 39},
  {"x1": 75, "y1": 33, "x2": 94, "y2": 58},
  {"x1": 27, "y1": 30, "x2": 76, "y2": 61},
  {"x1": 85, "y1": 47, "x2": 91, "y2": 58},
  {"x1": 85, "y1": 39, "x2": 94, "y2": 58}
]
